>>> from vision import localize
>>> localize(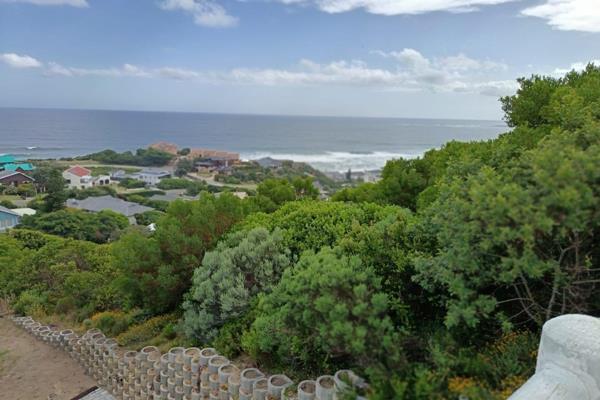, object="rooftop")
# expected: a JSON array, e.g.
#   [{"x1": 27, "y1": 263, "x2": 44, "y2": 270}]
[
  {"x1": 3, "y1": 162, "x2": 35, "y2": 172},
  {"x1": 66, "y1": 195, "x2": 154, "y2": 217},
  {"x1": 66, "y1": 165, "x2": 92, "y2": 177},
  {"x1": 0, "y1": 154, "x2": 16, "y2": 164},
  {"x1": 0, "y1": 170, "x2": 34, "y2": 180},
  {"x1": 0, "y1": 205, "x2": 20, "y2": 216}
]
